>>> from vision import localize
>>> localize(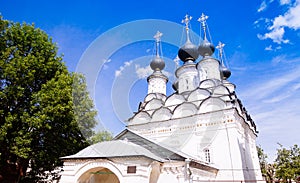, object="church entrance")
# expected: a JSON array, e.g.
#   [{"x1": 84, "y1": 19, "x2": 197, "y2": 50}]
[{"x1": 77, "y1": 167, "x2": 120, "y2": 183}]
